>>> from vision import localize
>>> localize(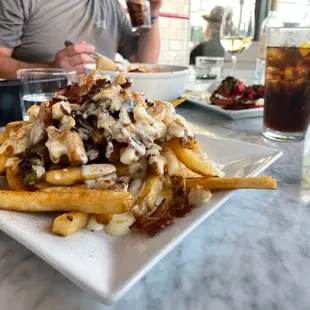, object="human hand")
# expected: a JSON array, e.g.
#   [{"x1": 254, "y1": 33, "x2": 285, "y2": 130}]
[
  {"x1": 150, "y1": 0, "x2": 163, "y2": 17},
  {"x1": 52, "y1": 41, "x2": 95, "y2": 79}
]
